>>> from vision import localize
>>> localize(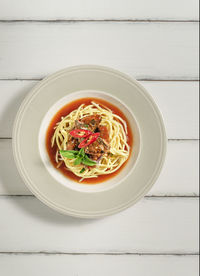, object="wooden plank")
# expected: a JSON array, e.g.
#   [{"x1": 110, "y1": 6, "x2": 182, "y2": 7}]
[
  {"x1": 0, "y1": 22, "x2": 198, "y2": 79},
  {"x1": 0, "y1": 139, "x2": 31, "y2": 195},
  {"x1": 0, "y1": 0, "x2": 198, "y2": 20},
  {"x1": 149, "y1": 140, "x2": 199, "y2": 196},
  {"x1": 0, "y1": 197, "x2": 198, "y2": 253},
  {"x1": 141, "y1": 81, "x2": 199, "y2": 139},
  {"x1": 0, "y1": 254, "x2": 199, "y2": 276},
  {"x1": 0, "y1": 80, "x2": 198, "y2": 139},
  {"x1": 0, "y1": 81, "x2": 36, "y2": 138},
  {"x1": 0, "y1": 140, "x2": 198, "y2": 196}
]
